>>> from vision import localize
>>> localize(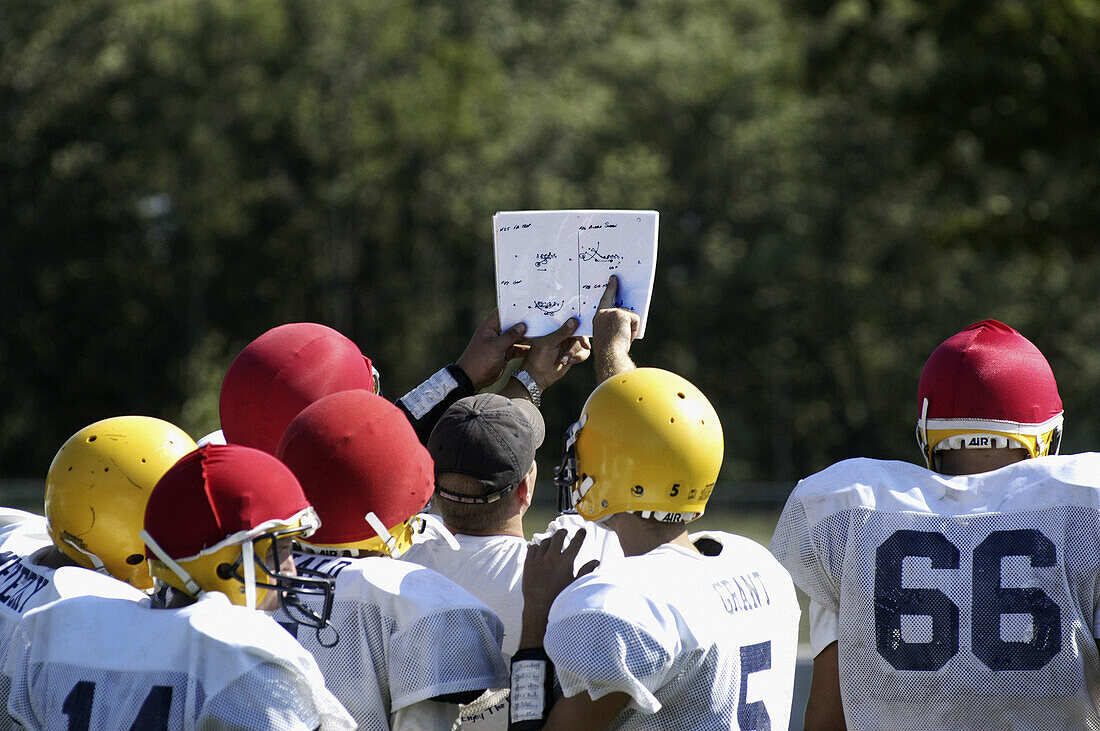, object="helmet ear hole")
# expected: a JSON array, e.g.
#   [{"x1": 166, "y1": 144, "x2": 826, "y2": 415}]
[
  {"x1": 572, "y1": 368, "x2": 722, "y2": 522},
  {"x1": 216, "y1": 563, "x2": 236, "y2": 580},
  {"x1": 125, "y1": 553, "x2": 144, "y2": 566}
]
